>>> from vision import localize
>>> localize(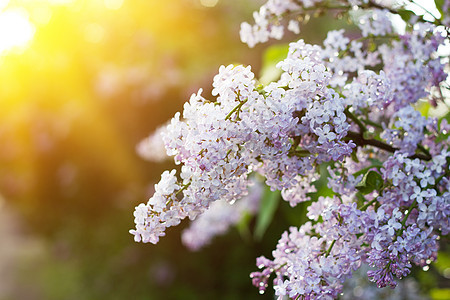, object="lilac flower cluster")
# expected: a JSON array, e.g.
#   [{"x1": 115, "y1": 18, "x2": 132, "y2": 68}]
[
  {"x1": 243, "y1": 2, "x2": 449, "y2": 298},
  {"x1": 132, "y1": 1, "x2": 450, "y2": 299},
  {"x1": 136, "y1": 124, "x2": 170, "y2": 163},
  {"x1": 252, "y1": 148, "x2": 449, "y2": 297},
  {"x1": 240, "y1": 0, "x2": 304, "y2": 48},
  {"x1": 239, "y1": 1, "x2": 399, "y2": 48},
  {"x1": 364, "y1": 151, "x2": 449, "y2": 288},
  {"x1": 130, "y1": 38, "x2": 362, "y2": 245},
  {"x1": 251, "y1": 198, "x2": 368, "y2": 298}
]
